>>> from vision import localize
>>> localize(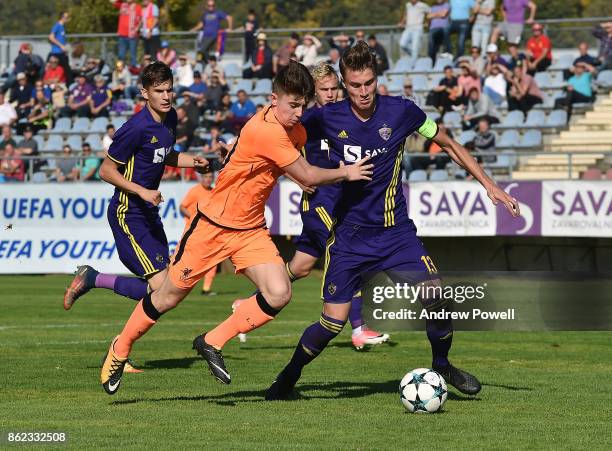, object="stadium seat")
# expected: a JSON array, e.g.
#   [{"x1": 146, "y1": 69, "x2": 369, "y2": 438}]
[
  {"x1": 224, "y1": 63, "x2": 242, "y2": 78},
  {"x1": 387, "y1": 77, "x2": 403, "y2": 92},
  {"x1": 582, "y1": 168, "x2": 602, "y2": 180},
  {"x1": 489, "y1": 149, "x2": 518, "y2": 169},
  {"x1": 411, "y1": 74, "x2": 428, "y2": 91},
  {"x1": 30, "y1": 172, "x2": 48, "y2": 183},
  {"x1": 33, "y1": 135, "x2": 44, "y2": 148},
  {"x1": 53, "y1": 117, "x2": 71, "y2": 133},
  {"x1": 524, "y1": 109, "x2": 545, "y2": 127},
  {"x1": 391, "y1": 57, "x2": 413, "y2": 73},
  {"x1": 221, "y1": 133, "x2": 236, "y2": 144},
  {"x1": 517, "y1": 129, "x2": 542, "y2": 148},
  {"x1": 429, "y1": 169, "x2": 449, "y2": 181},
  {"x1": 457, "y1": 130, "x2": 476, "y2": 146},
  {"x1": 550, "y1": 53, "x2": 575, "y2": 70},
  {"x1": 66, "y1": 135, "x2": 82, "y2": 151},
  {"x1": 596, "y1": 70, "x2": 612, "y2": 88},
  {"x1": 428, "y1": 111, "x2": 441, "y2": 122},
  {"x1": 498, "y1": 130, "x2": 520, "y2": 148},
  {"x1": 85, "y1": 134, "x2": 103, "y2": 151},
  {"x1": 175, "y1": 97, "x2": 185, "y2": 106},
  {"x1": 408, "y1": 169, "x2": 427, "y2": 182},
  {"x1": 427, "y1": 74, "x2": 443, "y2": 90},
  {"x1": 432, "y1": 56, "x2": 453, "y2": 72},
  {"x1": 230, "y1": 79, "x2": 253, "y2": 95},
  {"x1": 252, "y1": 78, "x2": 272, "y2": 95},
  {"x1": 545, "y1": 109, "x2": 567, "y2": 127},
  {"x1": 43, "y1": 135, "x2": 64, "y2": 152},
  {"x1": 91, "y1": 117, "x2": 109, "y2": 133},
  {"x1": 442, "y1": 111, "x2": 461, "y2": 128},
  {"x1": 498, "y1": 110, "x2": 524, "y2": 128},
  {"x1": 111, "y1": 116, "x2": 128, "y2": 130},
  {"x1": 72, "y1": 117, "x2": 90, "y2": 133},
  {"x1": 251, "y1": 95, "x2": 268, "y2": 106},
  {"x1": 413, "y1": 57, "x2": 433, "y2": 72}
]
